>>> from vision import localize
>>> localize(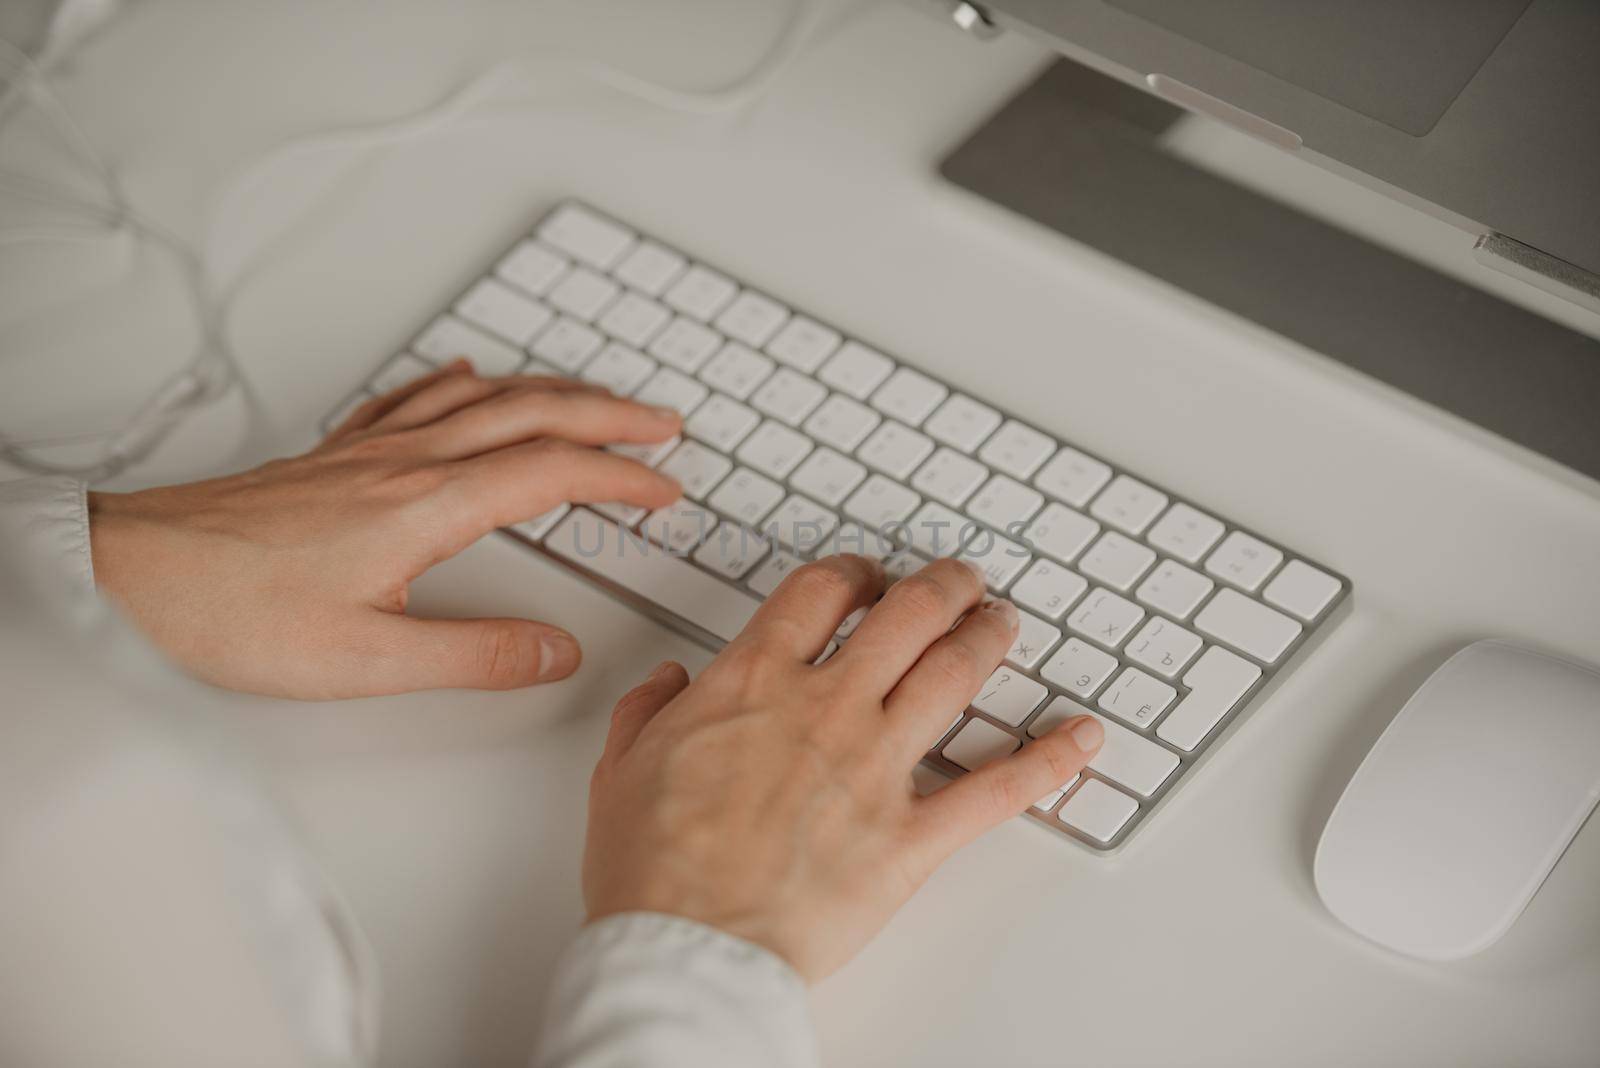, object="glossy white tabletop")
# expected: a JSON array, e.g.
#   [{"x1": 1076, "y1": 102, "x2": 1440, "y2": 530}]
[{"x1": 23, "y1": 1, "x2": 1600, "y2": 1064}]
